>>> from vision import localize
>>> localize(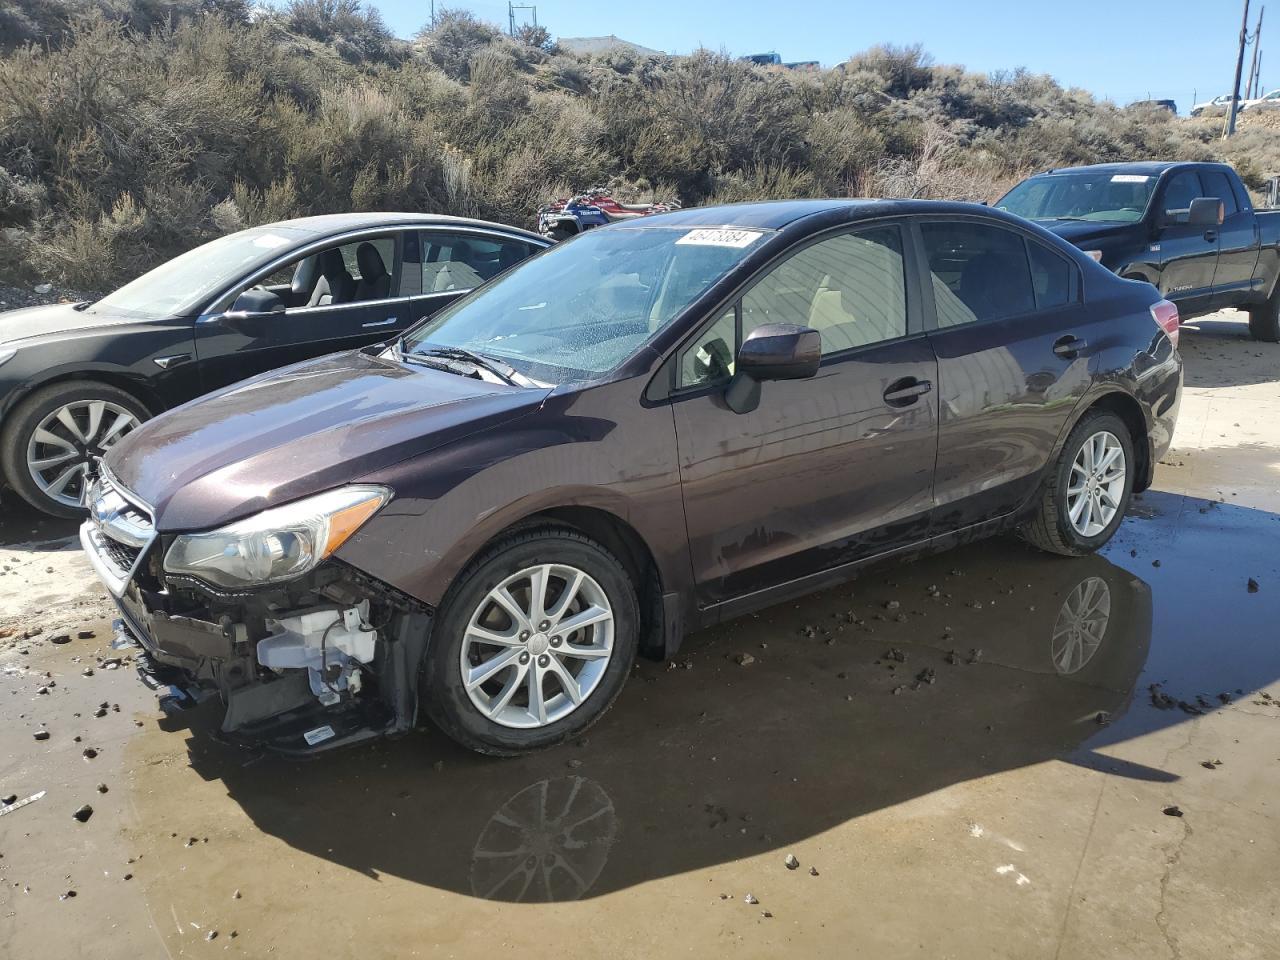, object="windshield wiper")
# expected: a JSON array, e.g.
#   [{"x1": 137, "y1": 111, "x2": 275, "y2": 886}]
[{"x1": 412, "y1": 345, "x2": 537, "y2": 387}]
